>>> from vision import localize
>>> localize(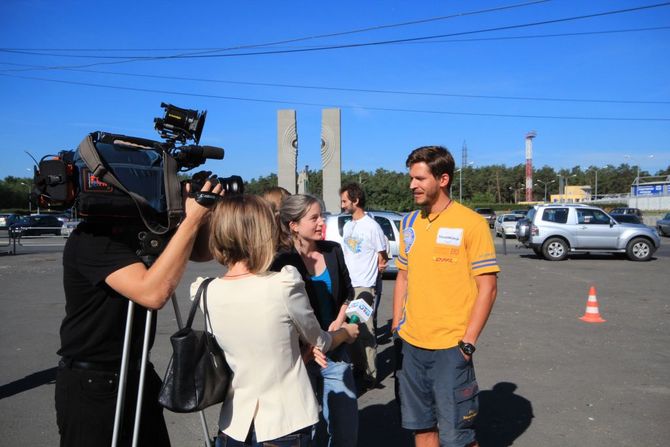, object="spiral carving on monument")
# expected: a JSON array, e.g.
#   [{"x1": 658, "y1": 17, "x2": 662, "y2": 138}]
[
  {"x1": 321, "y1": 125, "x2": 336, "y2": 168},
  {"x1": 280, "y1": 123, "x2": 298, "y2": 170}
]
